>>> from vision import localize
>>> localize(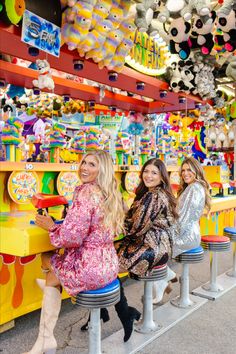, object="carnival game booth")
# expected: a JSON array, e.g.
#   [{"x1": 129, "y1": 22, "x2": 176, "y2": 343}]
[{"x1": 1, "y1": 0, "x2": 236, "y2": 333}]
